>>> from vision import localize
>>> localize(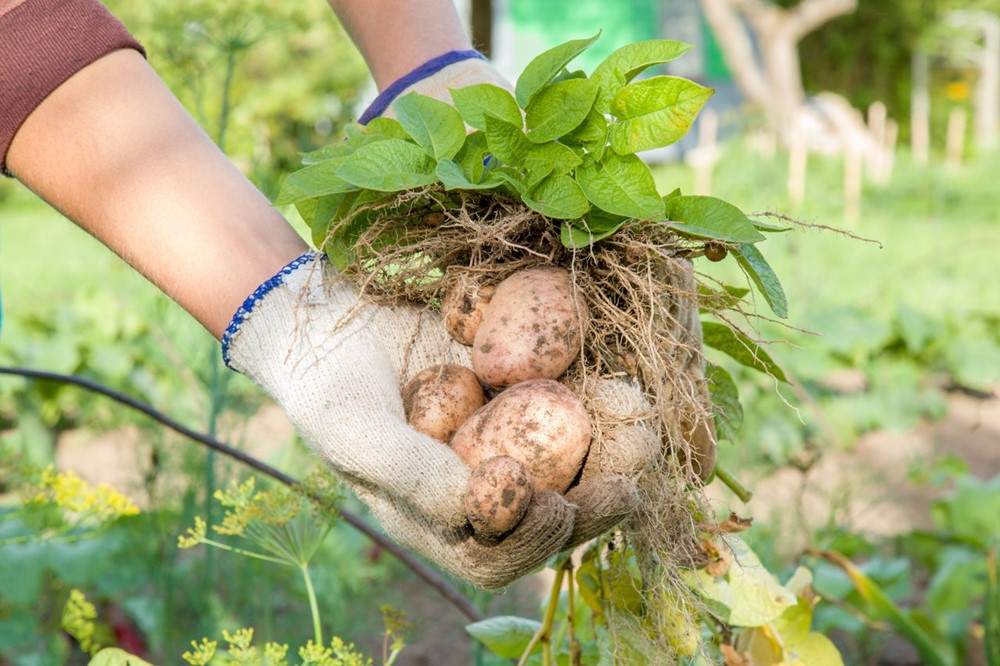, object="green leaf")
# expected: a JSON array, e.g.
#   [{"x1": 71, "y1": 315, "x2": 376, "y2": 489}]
[
  {"x1": 89, "y1": 648, "x2": 156, "y2": 666},
  {"x1": 752, "y1": 217, "x2": 793, "y2": 232},
  {"x1": 484, "y1": 114, "x2": 532, "y2": 165},
  {"x1": 465, "y1": 616, "x2": 543, "y2": 659},
  {"x1": 306, "y1": 191, "x2": 359, "y2": 248},
  {"x1": 814, "y1": 551, "x2": 954, "y2": 666},
  {"x1": 336, "y1": 138, "x2": 436, "y2": 191},
  {"x1": 664, "y1": 195, "x2": 766, "y2": 243},
  {"x1": 453, "y1": 130, "x2": 491, "y2": 183},
  {"x1": 392, "y1": 92, "x2": 466, "y2": 160},
  {"x1": 300, "y1": 142, "x2": 355, "y2": 166},
  {"x1": 515, "y1": 32, "x2": 601, "y2": 107},
  {"x1": 576, "y1": 153, "x2": 664, "y2": 219},
  {"x1": 592, "y1": 40, "x2": 694, "y2": 113},
  {"x1": 706, "y1": 364, "x2": 742, "y2": 442},
  {"x1": 560, "y1": 210, "x2": 627, "y2": 249},
  {"x1": 702, "y1": 321, "x2": 787, "y2": 382},
  {"x1": 275, "y1": 160, "x2": 358, "y2": 205},
  {"x1": 449, "y1": 84, "x2": 522, "y2": 130},
  {"x1": 364, "y1": 116, "x2": 411, "y2": 140},
  {"x1": 608, "y1": 76, "x2": 714, "y2": 154},
  {"x1": 563, "y1": 107, "x2": 609, "y2": 154},
  {"x1": 435, "y1": 159, "x2": 502, "y2": 190},
  {"x1": 484, "y1": 115, "x2": 582, "y2": 185},
  {"x1": 734, "y1": 244, "x2": 789, "y2": 319},
  {"x1": 523, "y1": 174, "x2": 590, "y2": 219},
  {"x1": 525, "y1": 77, "x2": 599, "y2": 143}
]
